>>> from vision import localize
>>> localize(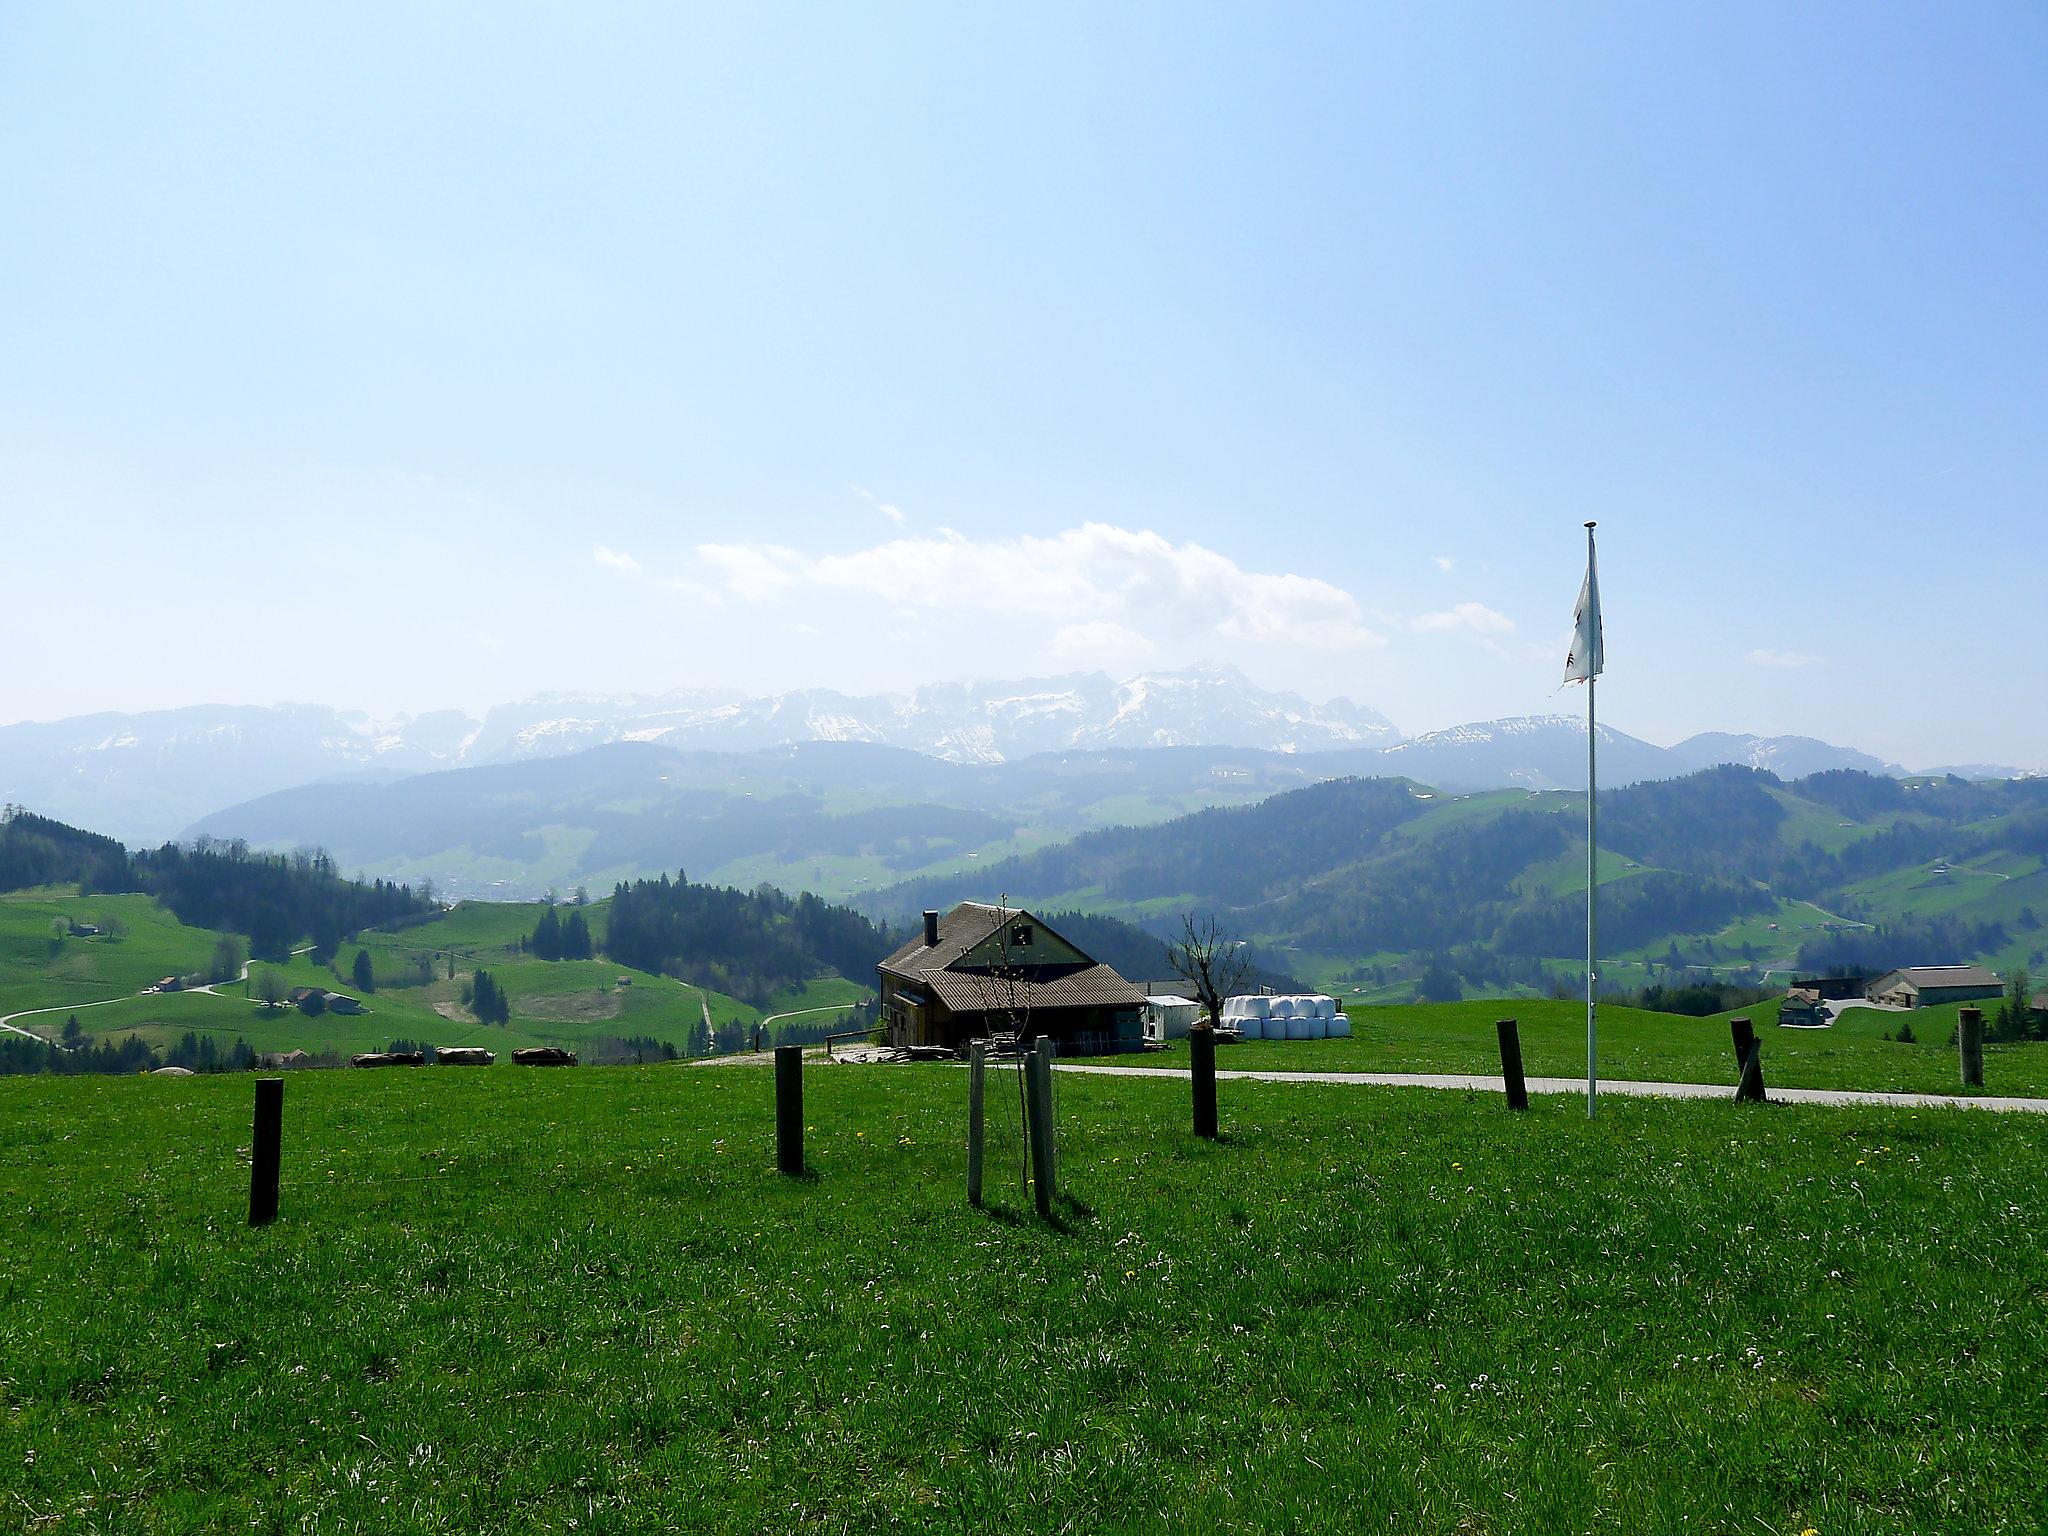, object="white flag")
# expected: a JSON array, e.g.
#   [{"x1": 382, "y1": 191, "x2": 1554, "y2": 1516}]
[{"x1": 1564, "y1": 539, "x2": 1603, "y2": 683}]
